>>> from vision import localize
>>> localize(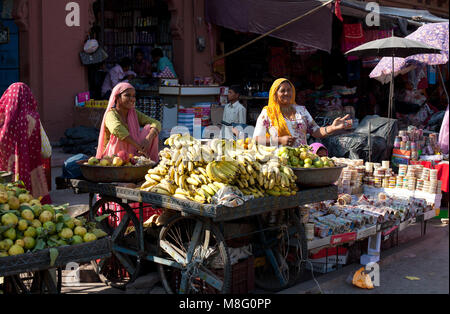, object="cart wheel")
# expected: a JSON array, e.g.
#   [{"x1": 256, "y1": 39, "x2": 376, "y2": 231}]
[
  {"x1": 253, "y1": 208, "x2": 307, "y2": 292},
  {"x1": 89, "y1": 196, "x2": 142, "y2": 289},
  {"x1": 157, "y1": 214, "x2": 231, "y2": 294},
  {"x1": 3, "y1": 268, "x2": 62, "y2": 294}
]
